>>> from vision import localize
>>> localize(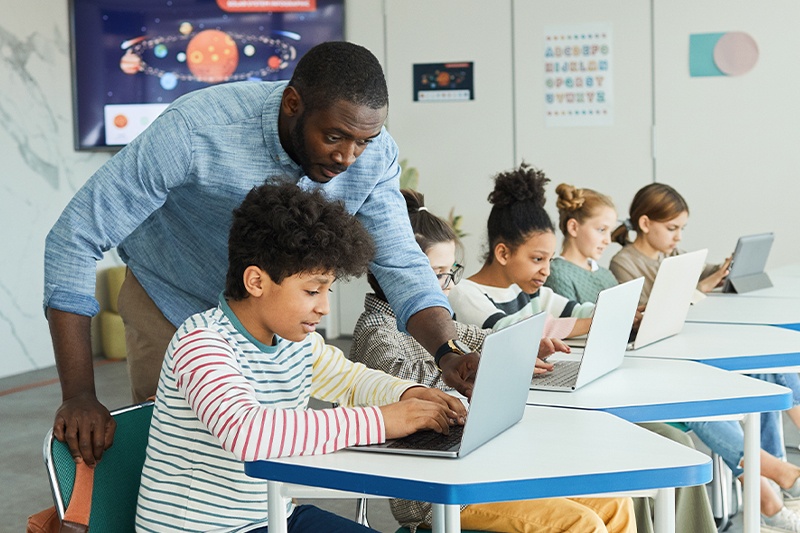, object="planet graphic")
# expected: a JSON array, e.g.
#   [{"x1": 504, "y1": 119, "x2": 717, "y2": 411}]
[
  {"x1": 113, "y1": 114, "x2": 128, "y2": 128},
  {"x1": 179, "y1": 22, "x2": 193, "y2": 36},
  {"x1": 186, "y1": 29, "x2": 239, "y2": 83},
  {"x1": 436, "y1": 71, "x2": 451, "y2": 86},
  {"x1": 120, "y1": 50, "x2": 143, "y2": 74},
  {"x1": 267, "y1": 55, "x2": 282, "y2": 69},
  {"x1": 160, "y1": 72, "x2": 178, "y2": 90}
]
